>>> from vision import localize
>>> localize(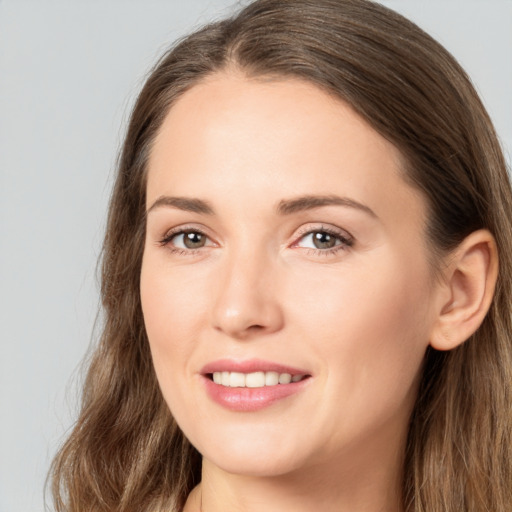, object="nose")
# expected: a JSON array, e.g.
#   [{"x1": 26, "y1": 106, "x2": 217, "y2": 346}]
[{"x1": 211, "y1": 247, "x2": 285, "y2": 340}]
